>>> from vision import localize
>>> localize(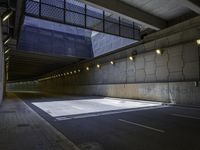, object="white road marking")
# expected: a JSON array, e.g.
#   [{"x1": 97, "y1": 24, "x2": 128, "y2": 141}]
[
  {"x1": 172, "y1": 114, "x2": 200, "y2": 120},
  {"x1": 118, "y1": 119, "x2": 165, "y2": 133}
]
